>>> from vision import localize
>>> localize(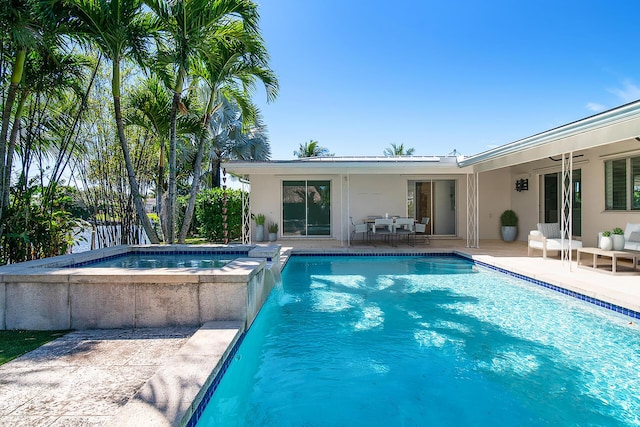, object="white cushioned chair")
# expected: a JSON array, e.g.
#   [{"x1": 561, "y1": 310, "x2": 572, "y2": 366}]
[{"x1": 528, "y1": 222, "x2": 582, "y2": 259}]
